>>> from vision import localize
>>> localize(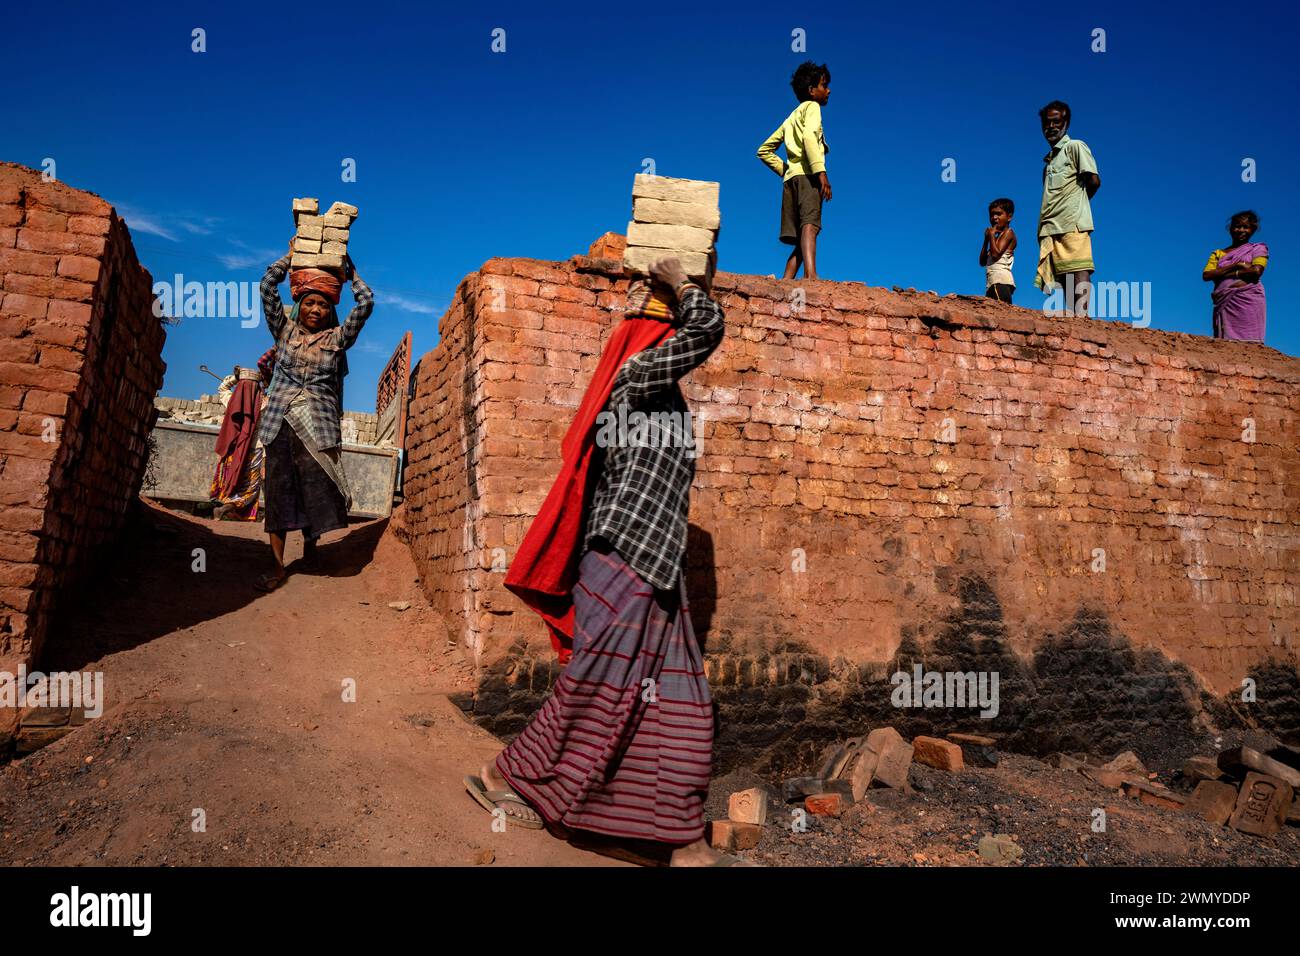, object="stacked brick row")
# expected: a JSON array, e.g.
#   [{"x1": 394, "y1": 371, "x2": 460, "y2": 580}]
[
  {"x1": 622, "y1": 174, "x2": 720, "y2": 279},
  {"x1": 154, "y1": 396, "x2": 379, "y2": 443},
  {"x1": 291, "y1": 198, "x2": 357, "y2": 271},
  {"x1": 0, "y1": 163, "x2": 166, "y2": 677},
  {"x1": 401, "y1": 243, "x2": 1300, "y2": 750}
]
